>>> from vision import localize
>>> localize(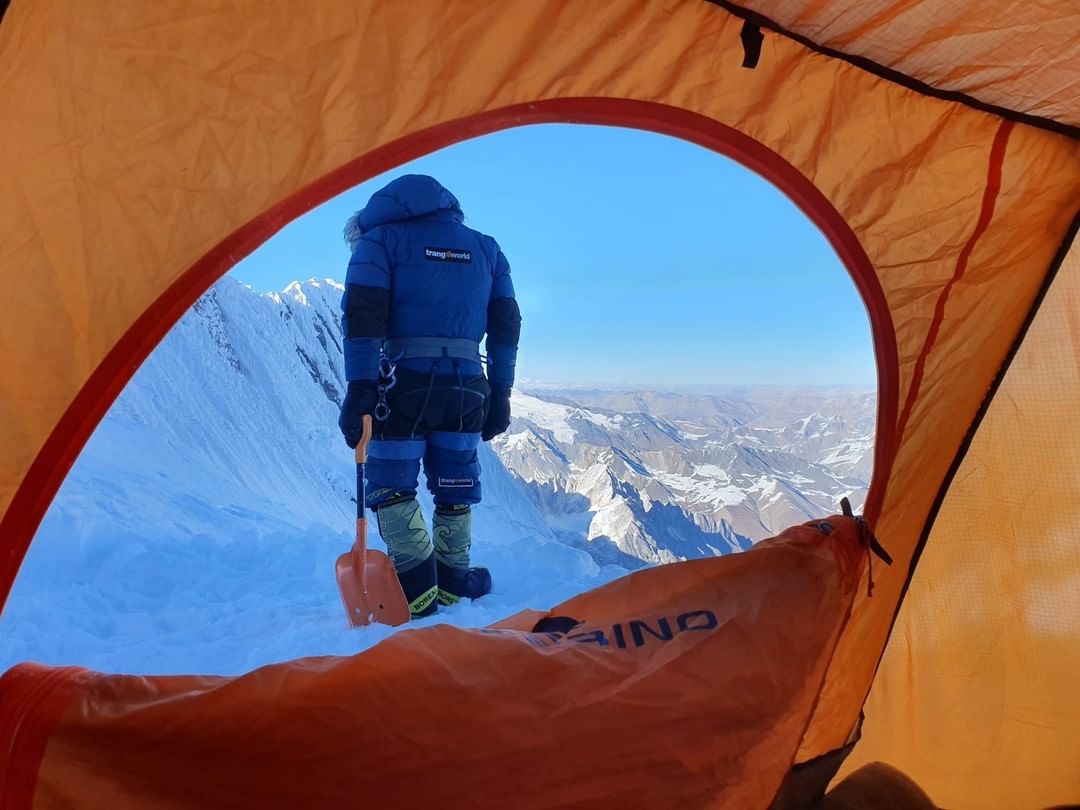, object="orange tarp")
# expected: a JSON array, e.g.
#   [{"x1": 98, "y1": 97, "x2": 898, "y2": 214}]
[{"x1": 1, "y1": 519, "x2": 866, "y2": 809}]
